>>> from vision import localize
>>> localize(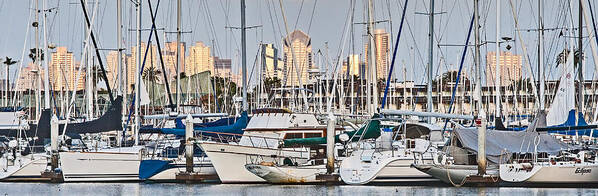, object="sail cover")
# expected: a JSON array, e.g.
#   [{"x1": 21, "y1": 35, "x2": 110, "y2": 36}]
[
  {"x1": 159, "y1": 111, "x2": 249, "y2": 137},
  {"x1": 453, "y1": 127, "x2": 577, "y2": 164},
  {"x1": 546, "y1": 50, "x2": 576, "y2": 126}
]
